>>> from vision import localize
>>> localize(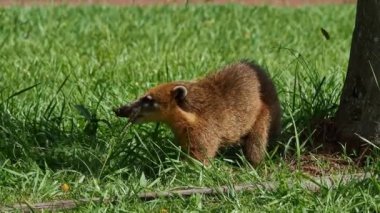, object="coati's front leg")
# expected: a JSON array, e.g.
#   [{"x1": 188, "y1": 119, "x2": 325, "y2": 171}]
[
  {"x1": 243, "y1": 107, "x2": 271, "y2": 166},
  {"x1": 182, "y1": 129, "x2": 220, "y2": 165}
]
